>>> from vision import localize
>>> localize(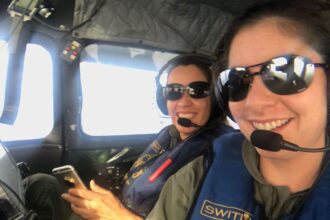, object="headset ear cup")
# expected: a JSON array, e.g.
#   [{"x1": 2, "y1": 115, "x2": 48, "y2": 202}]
[
  {"x1": 210, "y1": 64, "x2": 229, "y2": 121},
  {"x1": 155, "y1": 61, "x2": 169, "y2": 116},
  {"x1": 156, "y1": 84, "x2": 168, "y2": 115},
  {"x1": 327, "y1": 71, "x2": 330, "y2": 134},
  {"x1": 214, "y1": 80, "x2": 233, "y2": 120},
  {"x1": 208, "y1": 89, "x2": 218, "y2": 119}
]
